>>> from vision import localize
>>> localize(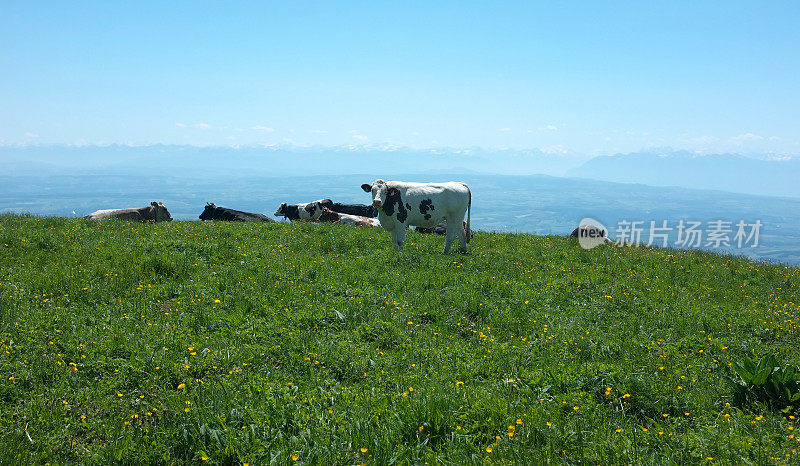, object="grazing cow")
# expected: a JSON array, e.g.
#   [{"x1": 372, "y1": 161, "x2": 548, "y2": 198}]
[
  {"x1": 415, "y1": 221, "x2": 472, "y2": 240},
  {"x1": 361, "y1": 179, "x2": 471, "y2": 253},
  {"x1": 325, "y1": 202, "x2": 378, "y2": 218},
  {"x1": 274, "y1": 199, "x2": 332, "y2": 221},
  {"x1": 86, "y1": 202, "x2": 173, "y2": 222},
  {"x1": 199, "y1": 203, "x2": 275, "y2": 222},
  {"x1": 318, "y1": 207, "x2": 381, "y2": 227}
]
